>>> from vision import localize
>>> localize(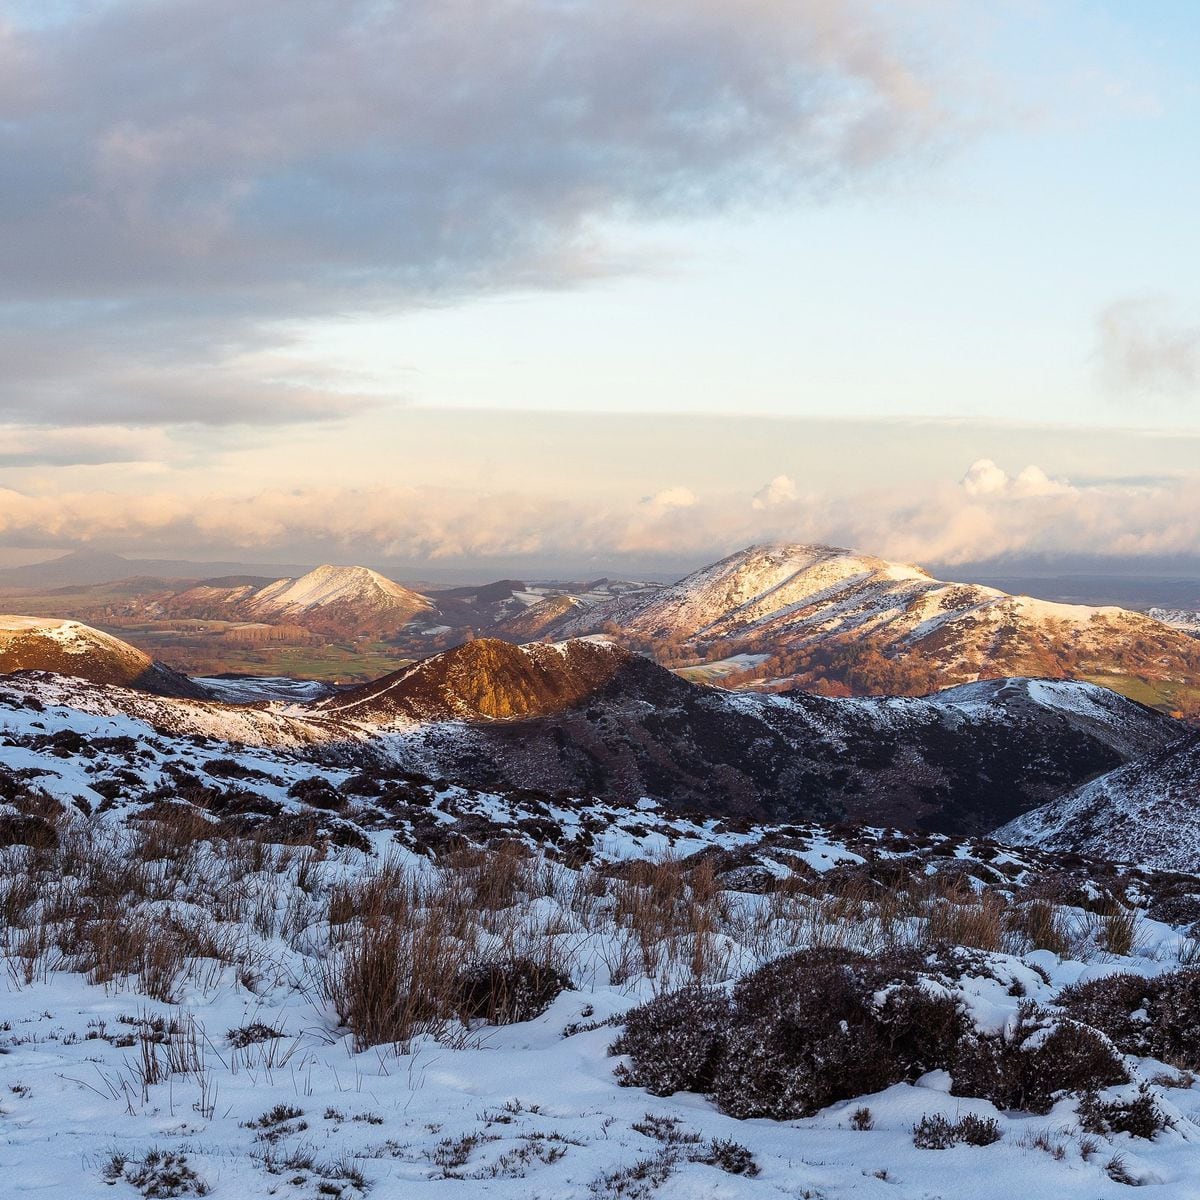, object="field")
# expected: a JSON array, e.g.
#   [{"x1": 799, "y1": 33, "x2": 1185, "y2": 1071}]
[{"x1": 1081, "y1": 673, "x2": 1200, "y2": 720}]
